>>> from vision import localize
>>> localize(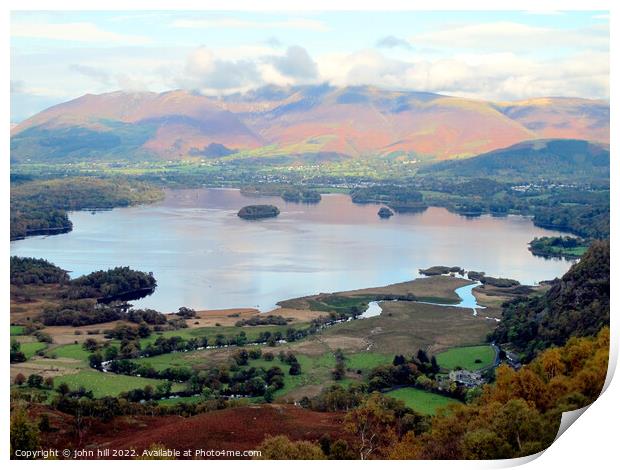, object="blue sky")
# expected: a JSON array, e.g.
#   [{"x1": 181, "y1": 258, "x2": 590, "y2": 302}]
[{"x1": 10, "y1": 10, "x2": 609, "y2": 122}]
